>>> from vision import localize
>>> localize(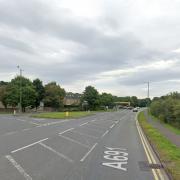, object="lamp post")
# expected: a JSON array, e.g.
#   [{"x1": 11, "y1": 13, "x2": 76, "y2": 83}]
[{"x1": 17, "y1": 66, "x2": 23, "y2": 113}]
